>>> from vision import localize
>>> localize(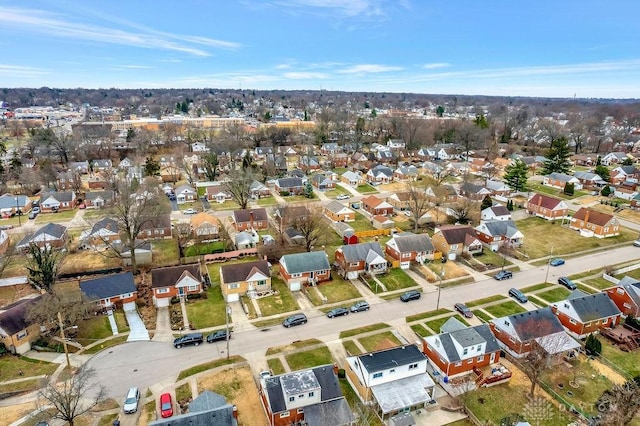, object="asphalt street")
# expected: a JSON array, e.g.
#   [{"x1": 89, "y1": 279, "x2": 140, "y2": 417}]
[{"x1": 86, "y1": 244, "x2": 640, "y2": 399}]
